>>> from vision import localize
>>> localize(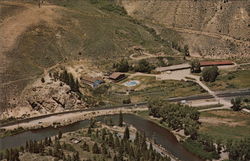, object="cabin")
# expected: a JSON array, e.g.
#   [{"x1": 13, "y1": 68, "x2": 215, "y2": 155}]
[
  {"x1": 109, "y1": 72, "x2": 126, "y2": 82},
  {"x1": 200, "y1": 61, "x2": 234, "y2": 67},
  {"x1": 80, "y1": 76, "x2": 104, "y2": 88}
]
